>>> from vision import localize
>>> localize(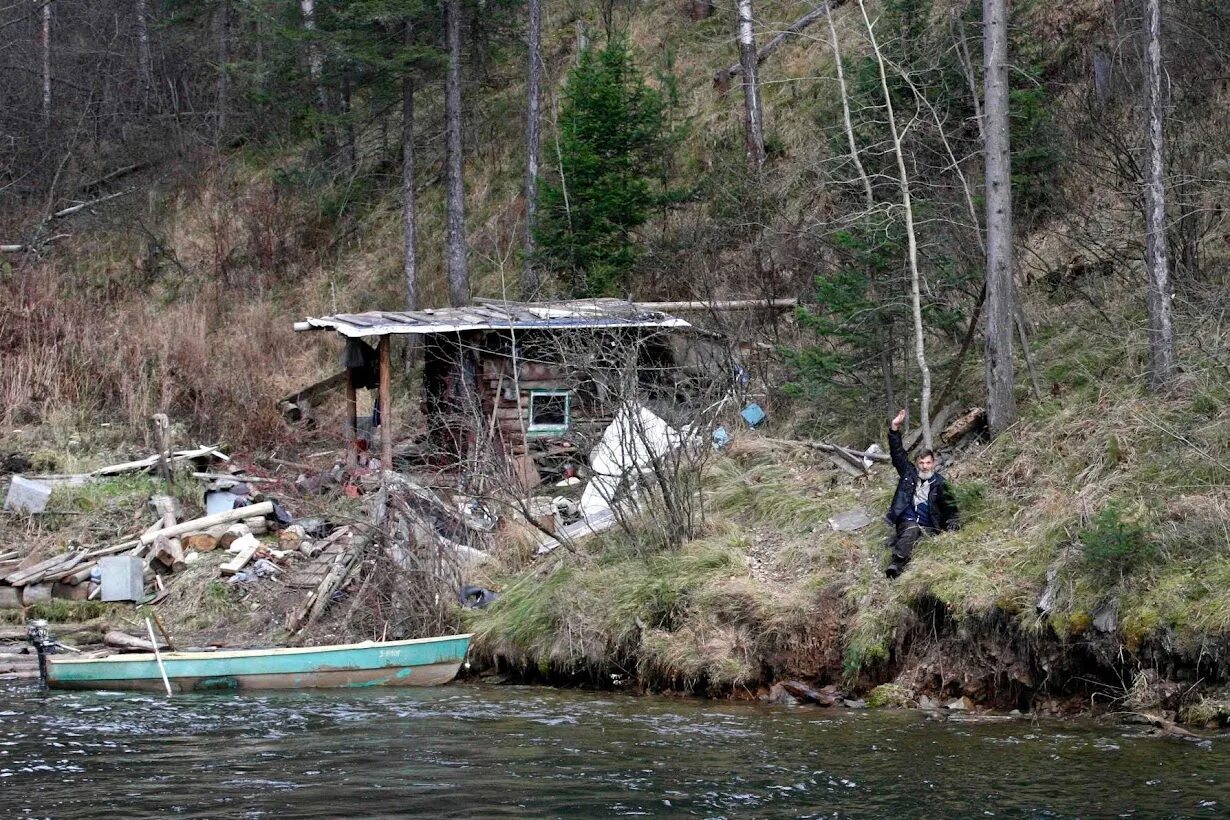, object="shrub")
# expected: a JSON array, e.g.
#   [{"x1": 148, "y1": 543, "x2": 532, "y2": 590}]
[{"x1": 1078, "y1": 502, "x2": 1157, "y2": 578}]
